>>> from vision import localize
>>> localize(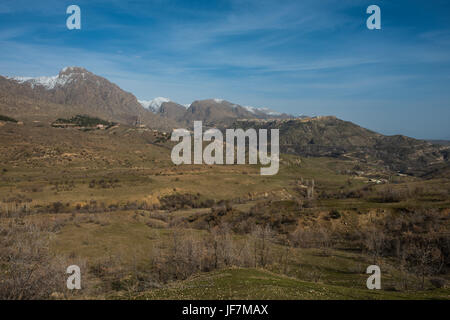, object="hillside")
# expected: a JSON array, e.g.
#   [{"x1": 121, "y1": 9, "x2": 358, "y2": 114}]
[
  {"x1": 1, "y1": 66, "x2": 447, "y2": 178},
  {"x1": 0, "y1": 120, "x2": 448, "y2": 300},
  {"x1": 0, "y1": 67, "x2": 177, "y2": 130},
  {"x1": 159, "y1": 101, "x2": 190, "y2": 123},
  {"x1": 231, "y1": 117, "x2": 449, "y2": 177},
  {"x1": 1, "y1": 67, "x2": 448, "y2": 176},
  {"x1": 128, "y1": 268, "x2": 450, "y2": 300},
  {"x1": 183, "y1": 99, "x2": 291, "y2": 126}
]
